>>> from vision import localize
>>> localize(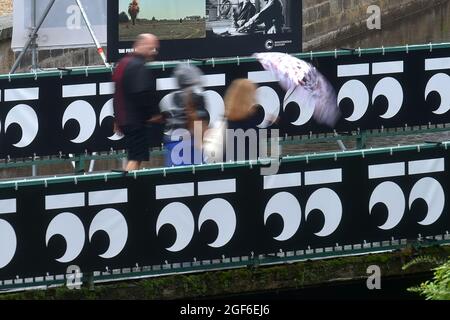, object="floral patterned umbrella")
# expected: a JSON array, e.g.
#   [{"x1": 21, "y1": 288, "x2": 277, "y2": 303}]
[{"x1": 254, "y1": 52, "x2": 341, "y2": 127}]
